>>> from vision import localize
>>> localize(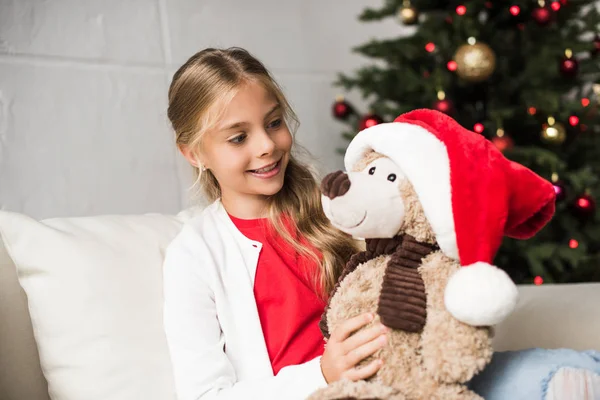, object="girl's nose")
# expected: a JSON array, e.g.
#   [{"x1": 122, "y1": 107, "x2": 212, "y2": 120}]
[{"x1": 256, "y1": 130, "x2": 276, "y2": 157}]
